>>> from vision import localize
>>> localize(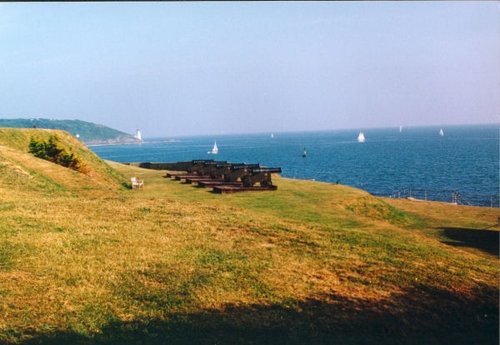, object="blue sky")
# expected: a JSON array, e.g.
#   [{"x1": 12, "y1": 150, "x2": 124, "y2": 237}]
[{"x1": 0, "y1": 2, "x2": 498, "y2": 137}]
